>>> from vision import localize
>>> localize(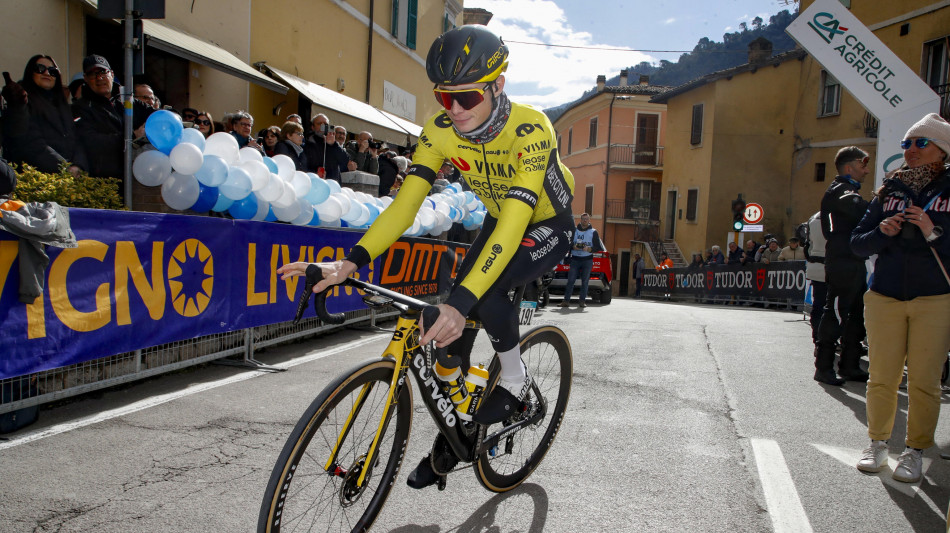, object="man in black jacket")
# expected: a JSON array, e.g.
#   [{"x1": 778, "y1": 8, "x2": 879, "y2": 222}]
[
  {"x1": 814, "y1": 146, "x2": 870, "y2": 386},
  {"x1": 72, "y1": 55, "x2": 148, "y2": 180},
  {"x1": 303, "y1": 114, "x2": 349, "y2": 182}
]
